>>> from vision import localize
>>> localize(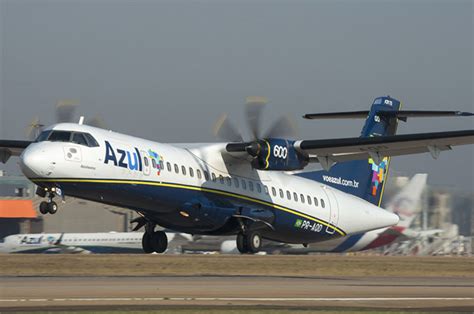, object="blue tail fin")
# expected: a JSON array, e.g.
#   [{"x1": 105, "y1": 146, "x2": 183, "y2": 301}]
[{"x1": 297, "y1": 96, "x2": 402, "y2": 206}]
